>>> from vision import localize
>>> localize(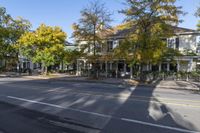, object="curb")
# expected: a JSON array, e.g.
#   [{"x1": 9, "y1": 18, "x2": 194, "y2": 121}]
[
  {"x1": 2, "y1": 76, "x2": 199, "y2": 91},
  {"x1": 26, "y1": 78, "x2": 200, "y2": 91},
  {"x1": 49, "y1": 78, "x2": 128, "y2": 86},
  {"x1": 22, "y1": 76, "x2": 128, "y2": 86},
  {"x1": 155, "y1": 86, "x2": 200, "y2": 91}
]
